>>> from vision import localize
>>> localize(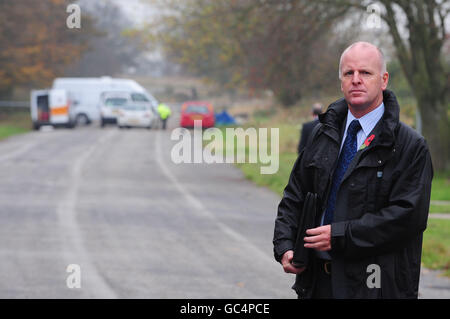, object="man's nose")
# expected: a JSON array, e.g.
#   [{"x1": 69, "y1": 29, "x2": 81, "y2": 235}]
[{"x1": 351, "y1": 72, "x2": 362, "y2": 84}]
